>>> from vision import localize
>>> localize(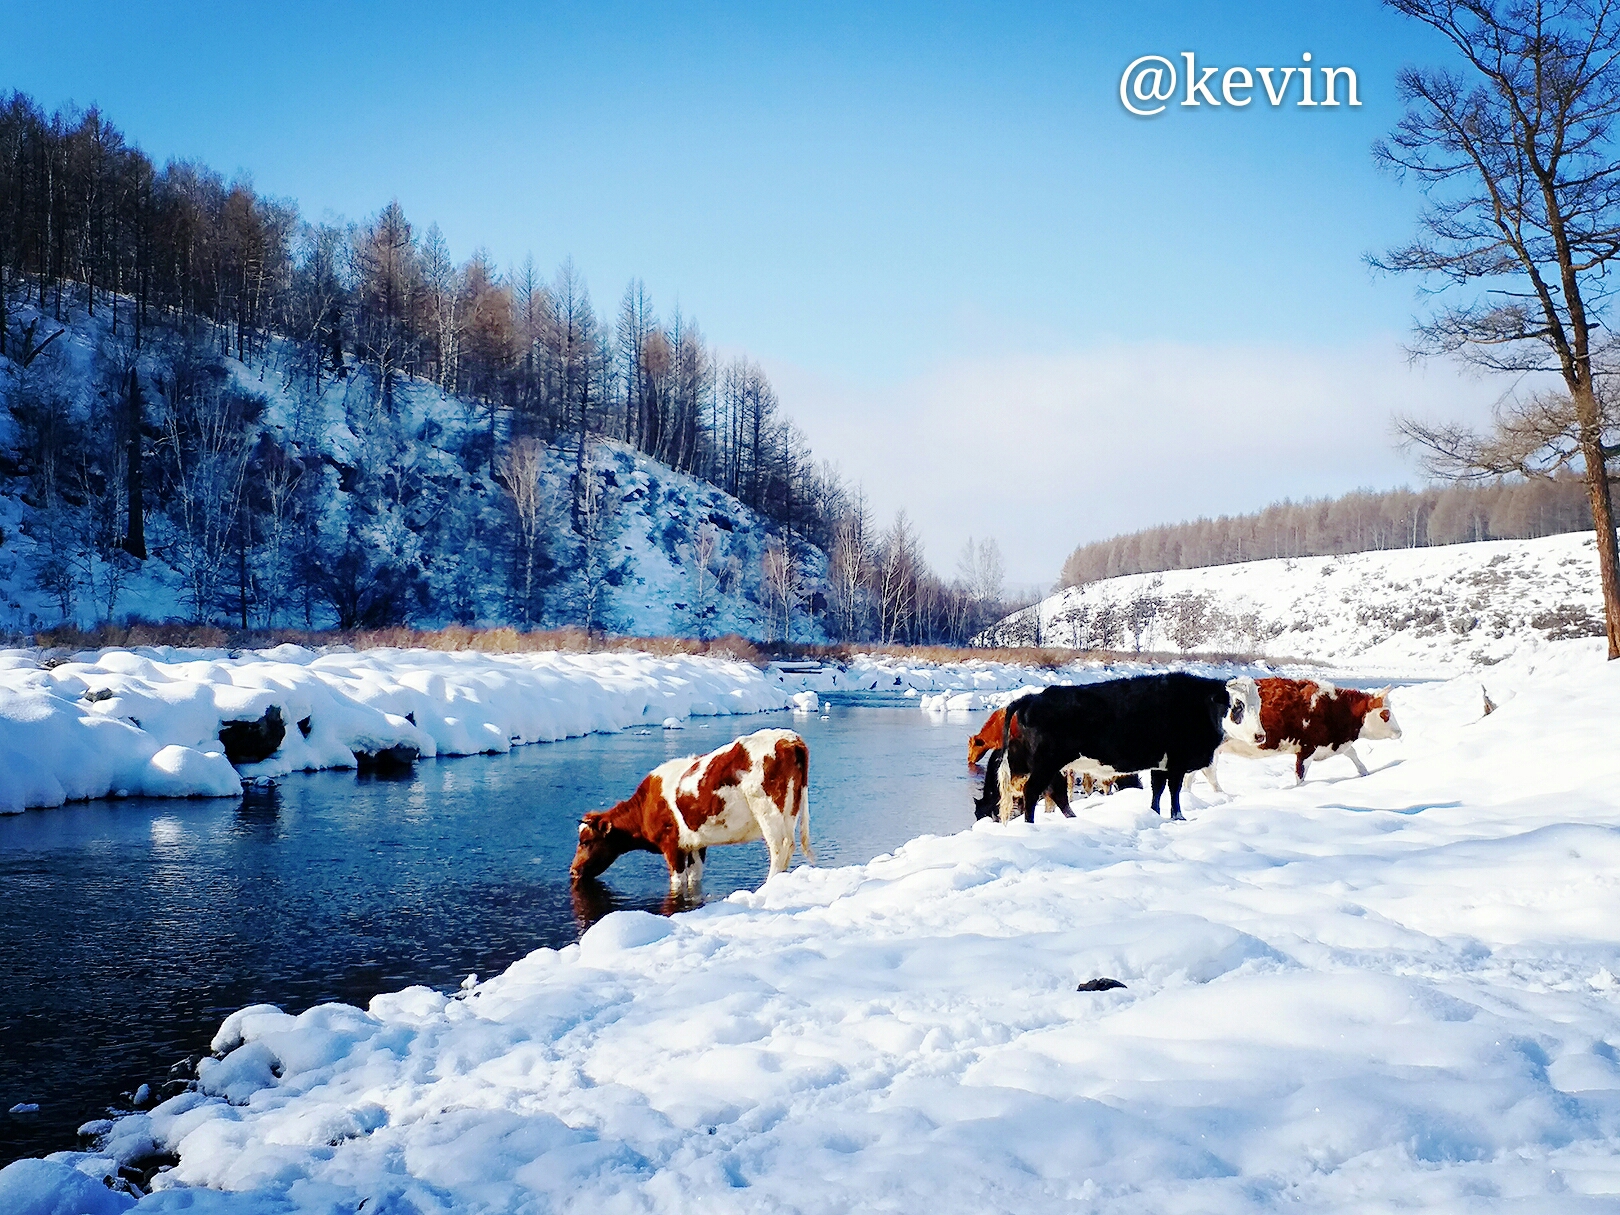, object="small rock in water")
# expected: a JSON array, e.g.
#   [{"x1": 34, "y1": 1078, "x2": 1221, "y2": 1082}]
[
  {"x1": 1076, "y1": 978, "x2": 1127, "y2": 992},
  {"x1": 9, "y1": 1101, "x2": 39, "y2": 1114}
]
